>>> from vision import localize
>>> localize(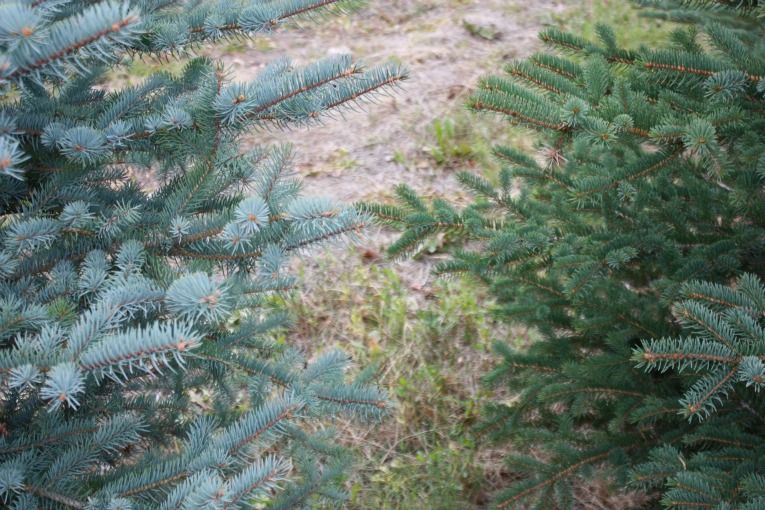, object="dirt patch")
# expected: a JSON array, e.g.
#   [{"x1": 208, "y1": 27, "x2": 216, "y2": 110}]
[
  {"x1": 214, "y1": 0, "x2": 563, "y2": 203},
  {"x1": 208, "y1": 0, "x2": 562, "y2": 324}
]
